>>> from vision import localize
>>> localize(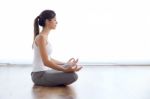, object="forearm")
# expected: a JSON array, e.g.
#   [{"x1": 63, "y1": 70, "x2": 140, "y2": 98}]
[
  {"x1": 51, "y1": 58, "x2": 65, "y2": 65},
  {"x1": 44, "y1": 60, "x2": 65, "y2": 71}
]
